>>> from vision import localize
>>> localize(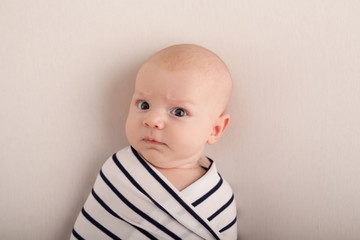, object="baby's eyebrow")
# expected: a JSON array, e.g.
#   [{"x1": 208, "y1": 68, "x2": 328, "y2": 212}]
[
  {"x1": 166, "y1": 98, "x2": 195, "y2": 107},
  {"x1": 133, "y1": 90, "x2": 150, "y2": 98}
]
